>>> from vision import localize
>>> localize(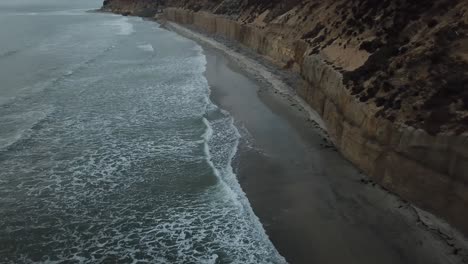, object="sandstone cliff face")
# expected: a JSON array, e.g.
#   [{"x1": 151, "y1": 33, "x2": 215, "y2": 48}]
[
  {"x1": 162, "y1": 0, "x2": 468, "y2": 135},
  {"x1": 102, "y1": 0, "x2": 468, "y2": 235}
]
